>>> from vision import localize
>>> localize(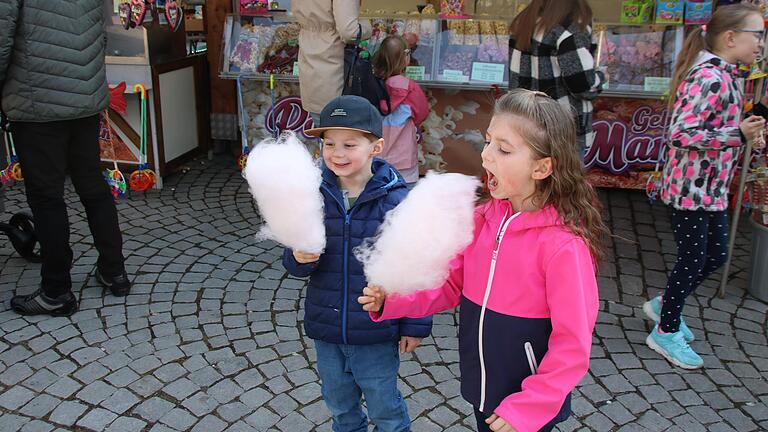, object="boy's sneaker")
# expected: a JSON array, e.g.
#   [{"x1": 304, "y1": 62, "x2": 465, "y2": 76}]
[
  {"x1": 643, "y1": 296, "x2": 694, "y2": 342},
  {"x1": 95, "y1": 269, "x2": 131, "y2": 297},
  {"x1": 646, "y1": 325, "x2": 703, "y2": 370},
  {"x1": 11, "y1": 288, "x2": 78, "y2": 317}
]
